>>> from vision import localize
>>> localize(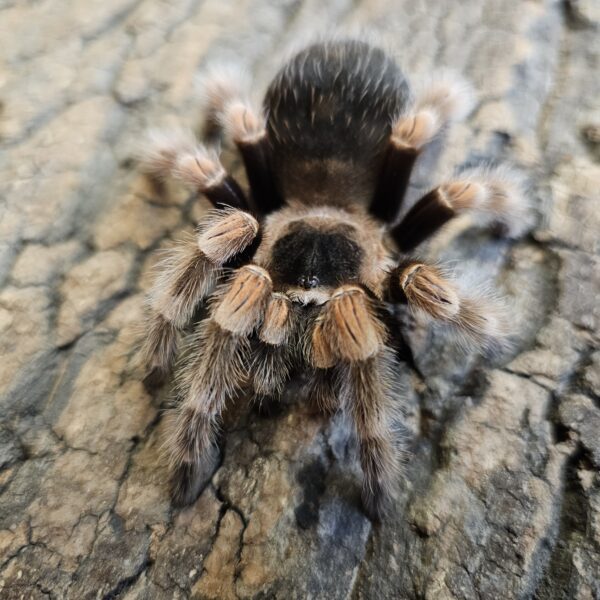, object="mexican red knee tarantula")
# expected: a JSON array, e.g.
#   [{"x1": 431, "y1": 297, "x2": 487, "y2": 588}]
[{"x1": 139, "y1": 39, "x2": 528, "y2": 520}]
